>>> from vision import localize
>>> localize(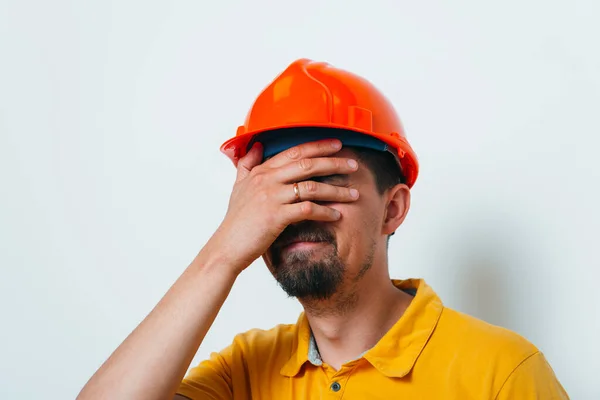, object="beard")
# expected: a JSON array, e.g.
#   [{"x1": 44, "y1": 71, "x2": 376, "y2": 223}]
[{"x1": 269, "y1": 221, "x2": 345, "y2": 300}]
